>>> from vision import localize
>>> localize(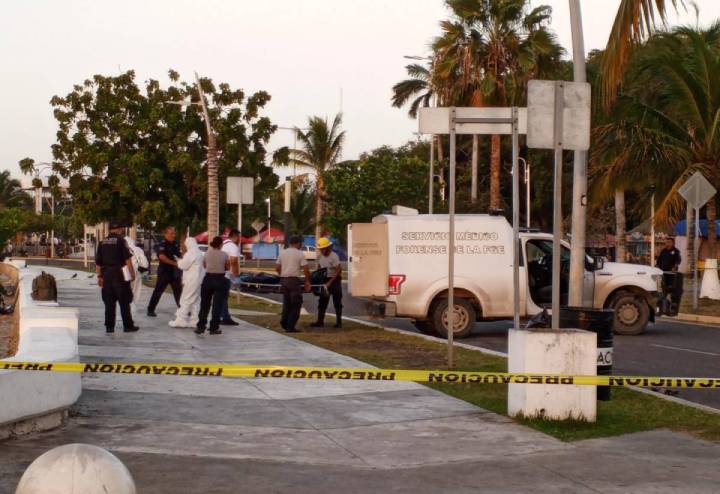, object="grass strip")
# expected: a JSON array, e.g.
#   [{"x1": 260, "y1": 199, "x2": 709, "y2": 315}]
[{"x1": 230, "y1": 294, "x2": 720, "y2": 443}]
